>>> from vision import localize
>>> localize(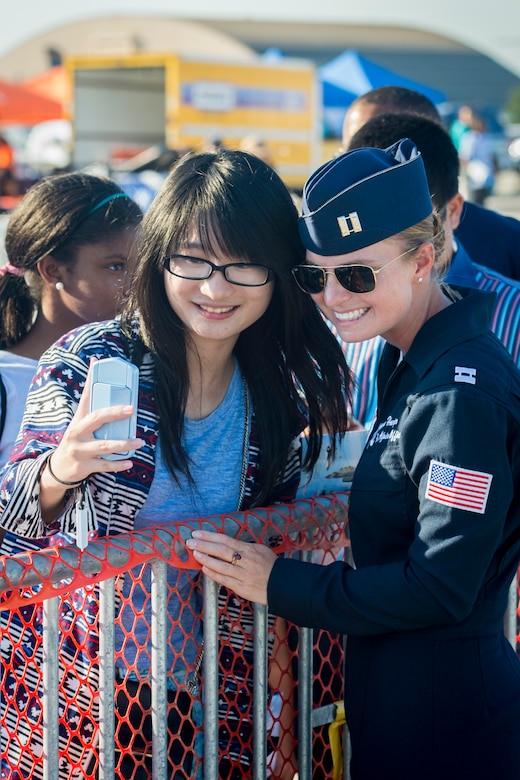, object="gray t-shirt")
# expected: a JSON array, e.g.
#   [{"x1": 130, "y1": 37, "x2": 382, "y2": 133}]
[
  {"x1": 0, "y1": 350, "x2": 38, "y2": 466},
  {"x1": 116, "y1": 362, "x2": 248, "y2": 678}
]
